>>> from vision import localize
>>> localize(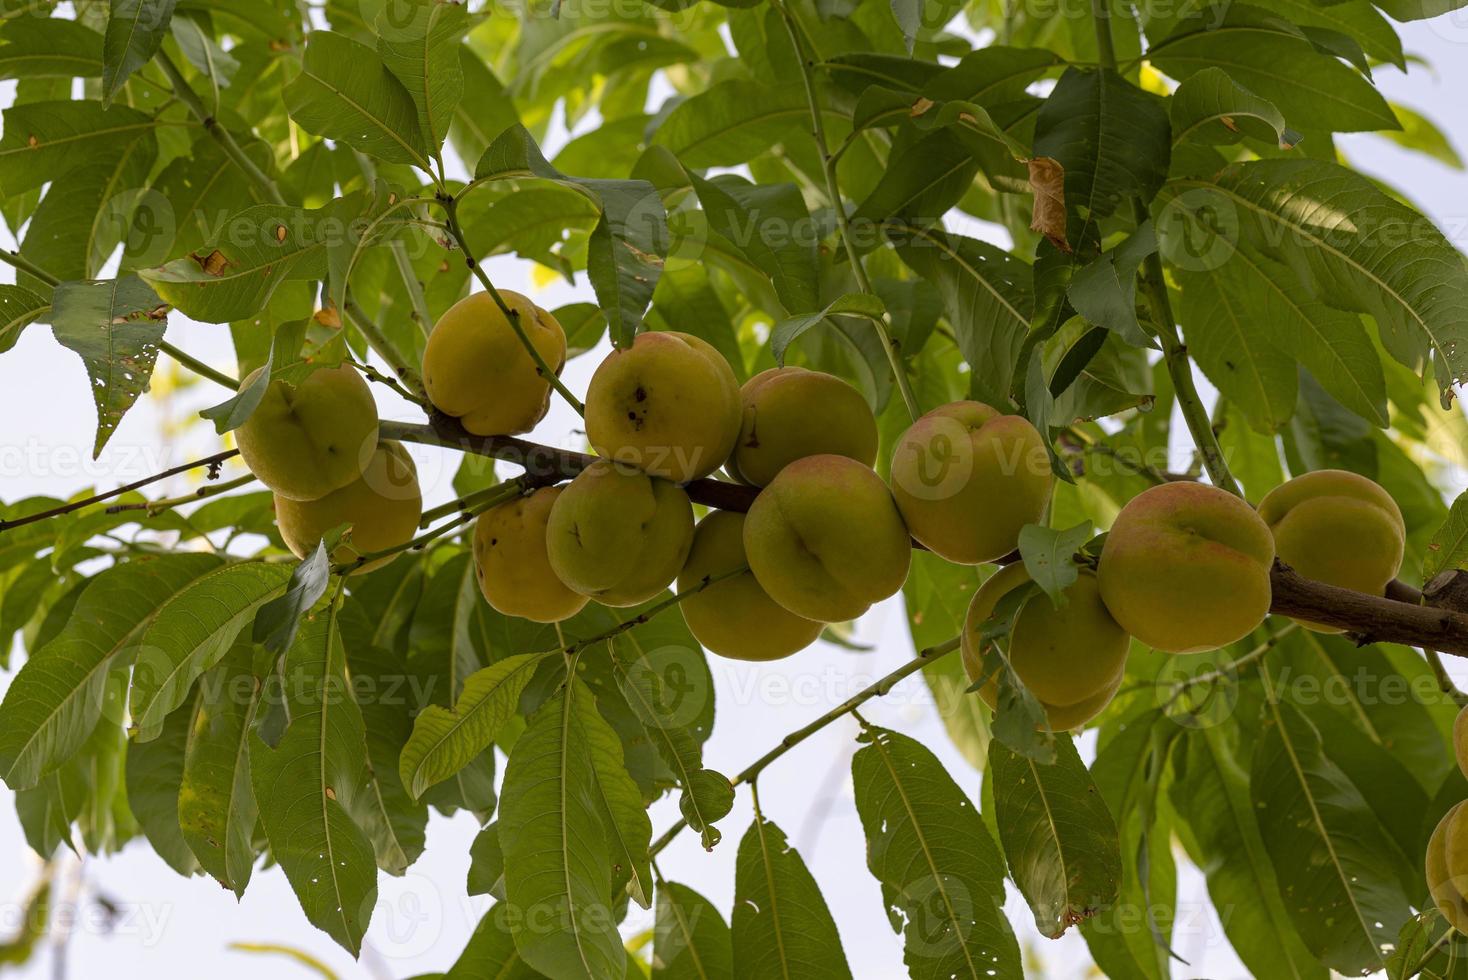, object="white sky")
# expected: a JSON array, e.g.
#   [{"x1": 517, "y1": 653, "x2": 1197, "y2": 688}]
[{"x1": 2, "y1": 14, "x2": 1468, "y2": 980}]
